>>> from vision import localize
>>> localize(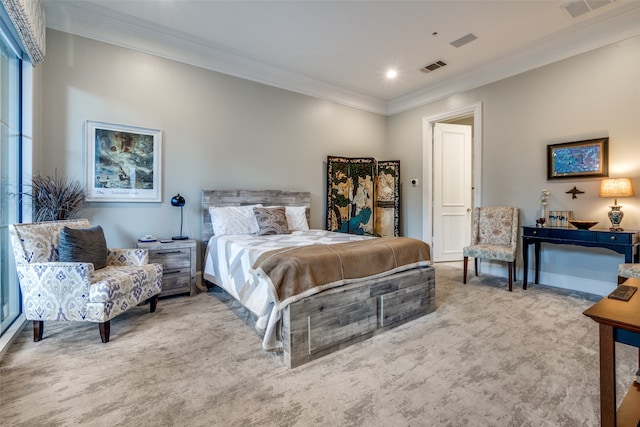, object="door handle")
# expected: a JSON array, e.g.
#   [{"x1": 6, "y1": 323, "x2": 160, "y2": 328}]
[{"x1": 467, "y1": 208, "x2": 472, "y2": 212}]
